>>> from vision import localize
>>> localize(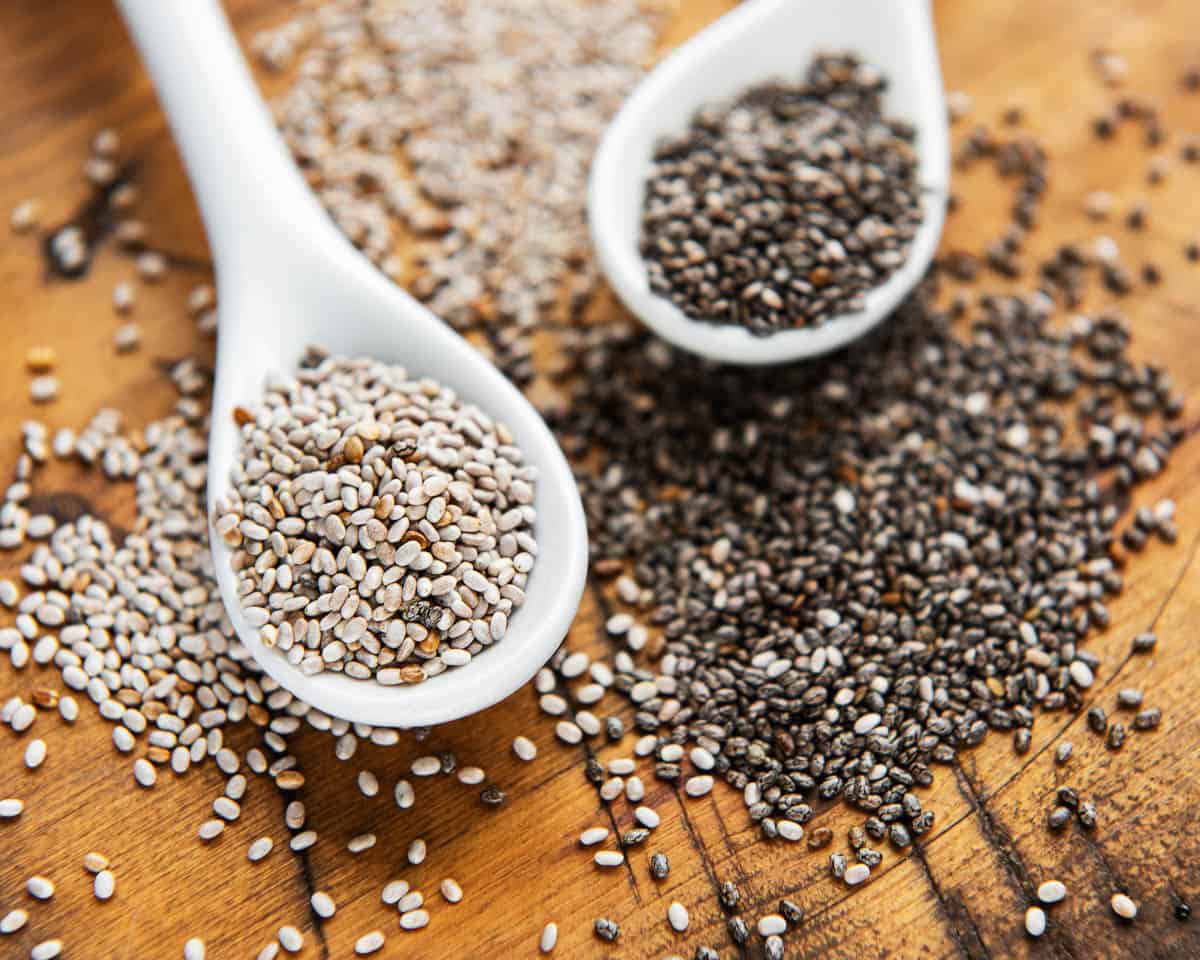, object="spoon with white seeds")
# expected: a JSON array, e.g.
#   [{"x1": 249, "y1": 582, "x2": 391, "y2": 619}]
[{"x1": 115, "y1": 0, "x2": 588, "y2": 726}]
